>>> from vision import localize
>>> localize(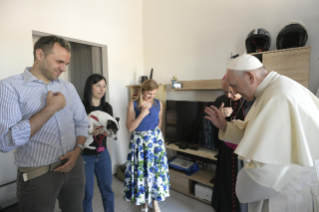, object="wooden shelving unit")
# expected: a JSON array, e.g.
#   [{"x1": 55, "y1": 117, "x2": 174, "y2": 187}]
[
  {"x1": 166, "y1": 144, "x2": 217, "y2": 204},
  {"x1": 166, "y1": 143, "x2": 218, "y2": 160},
  {"x1": 169, "y1": 168, "x2": 214, "y2": 204},
  {"x1": 251, "y1": 46, "x2": 310, "y2": 88}
]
